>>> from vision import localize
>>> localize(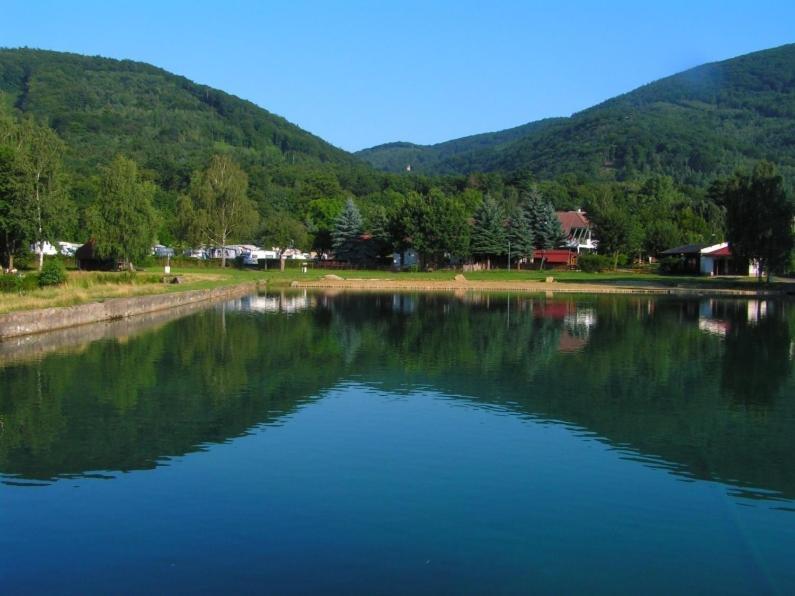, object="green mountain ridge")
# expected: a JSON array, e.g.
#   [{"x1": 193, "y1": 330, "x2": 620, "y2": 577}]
[
  {"x1": 357, "y1": 43, "x2": 795, "y2": 185},
  {"x1": 356, "y1": 118, "x2": 565, "y2": 174},
  {"x1": 0, "y1": 48, "x2": 376, "y2": 200}
]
